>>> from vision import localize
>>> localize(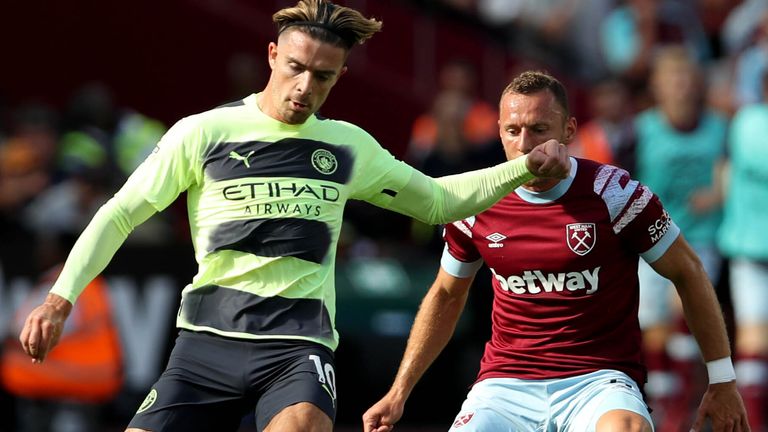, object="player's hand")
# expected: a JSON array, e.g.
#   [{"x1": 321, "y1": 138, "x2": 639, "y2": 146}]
[
  {"x1": 526, "y1": 139, "x2": 570, "y2": 179},
  {"x1": 690, "y1": 381, "x2": 750, "y2": 431},
  {"x1": 362, "y1": 392, "x2": 405, "y2": 432},
  {"x1": 19, "y1": 293, "x2": 72, "y2": 363}
]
